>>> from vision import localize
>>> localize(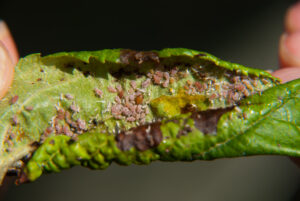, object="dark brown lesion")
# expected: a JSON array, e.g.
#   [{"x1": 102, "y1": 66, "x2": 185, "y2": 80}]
[
  {"x1": 120, "y1": 50, "x2": 160, "y2": 65},
  {"x1": 191, "y1": 107, "x2": 234, "y2": 135},
  {"x1": 181, "y1": 104, "x2": 198, "y2": 114},
  {"x1": 116, "y1": 122, "x2": 163, "y2": 151},
  {"x1": 116, "y1": 107, "x2": 234, "y2": 152}
]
